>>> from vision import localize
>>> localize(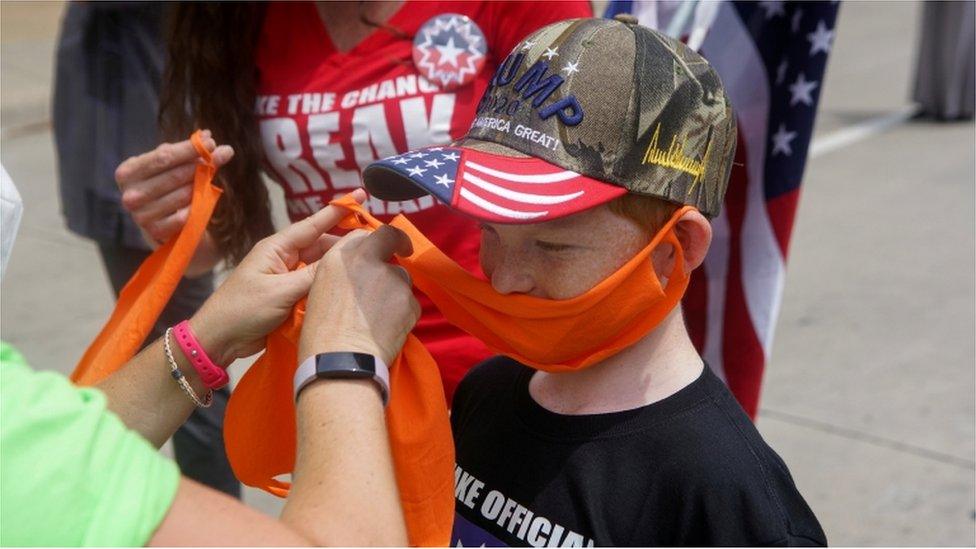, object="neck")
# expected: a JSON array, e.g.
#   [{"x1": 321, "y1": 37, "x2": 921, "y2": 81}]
[
  {"x1": 528, "y1": 307, "x2": 704, "y2": 415},
  {"x1": 315, "y1": 1, "x2": 403, "y2": 53}
]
